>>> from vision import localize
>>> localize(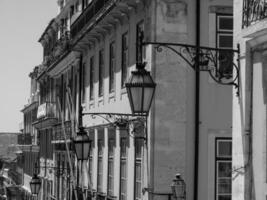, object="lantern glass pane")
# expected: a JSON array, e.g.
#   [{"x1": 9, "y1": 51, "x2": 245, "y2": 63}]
[
  {"x1": 30, "y1": 184, "x2": 35, "y2": 194},
  {"x1": 36, "y1": 183, "x2": 41, "y2": 194},
  {"x1": 83, "y1": 141, "x2": 90, "y2": 160},
  {"x1": 30, "y1": 177, "x2": 41, "y2": 195},
  {"x1": 175, "y1": 184, "x2": 185, "y2": 198},
  {"x1": 130, "y1": 86, "x2": 143, "y2": 113},
  {"x1": 143, "y1": 87, "x2": 155, "y2": 113},
  {"x1": 74, "y1": 142, "x2": 83, "y2": 160}
]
